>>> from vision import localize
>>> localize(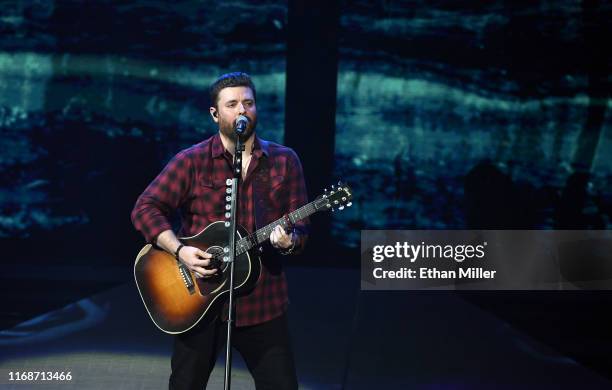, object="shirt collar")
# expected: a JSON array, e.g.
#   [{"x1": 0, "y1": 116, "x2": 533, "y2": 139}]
[
  {"x1": 211, "y1": 133, "x2": 226, "y2": 158},
  {"x1": 252, "y1": 135, "x2": 269, "y2": 158}
]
